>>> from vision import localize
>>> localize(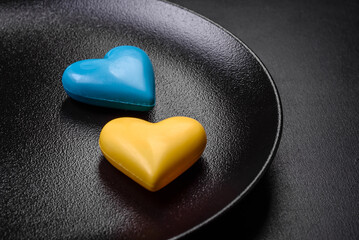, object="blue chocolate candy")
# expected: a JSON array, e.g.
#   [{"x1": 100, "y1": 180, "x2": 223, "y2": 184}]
[{"x1": 62, "y1": 46, "x2": 155, "y2": 111}]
